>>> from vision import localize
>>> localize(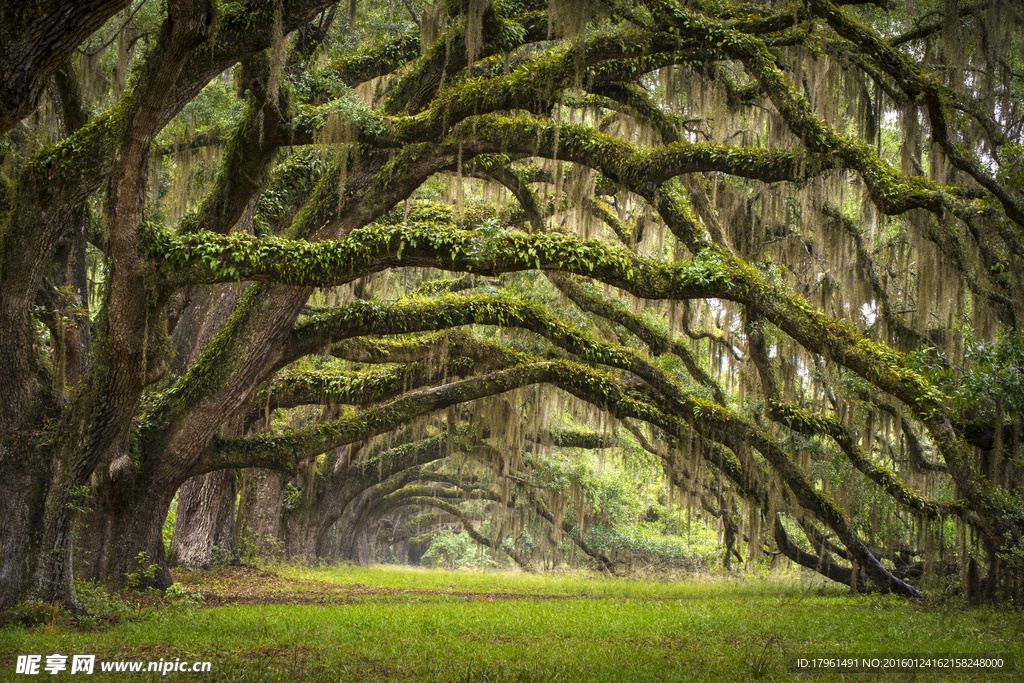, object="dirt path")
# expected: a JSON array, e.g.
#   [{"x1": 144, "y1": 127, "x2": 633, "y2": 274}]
[{"x1": 173, "y1": 566, "x2": 586, "y2": 607}]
